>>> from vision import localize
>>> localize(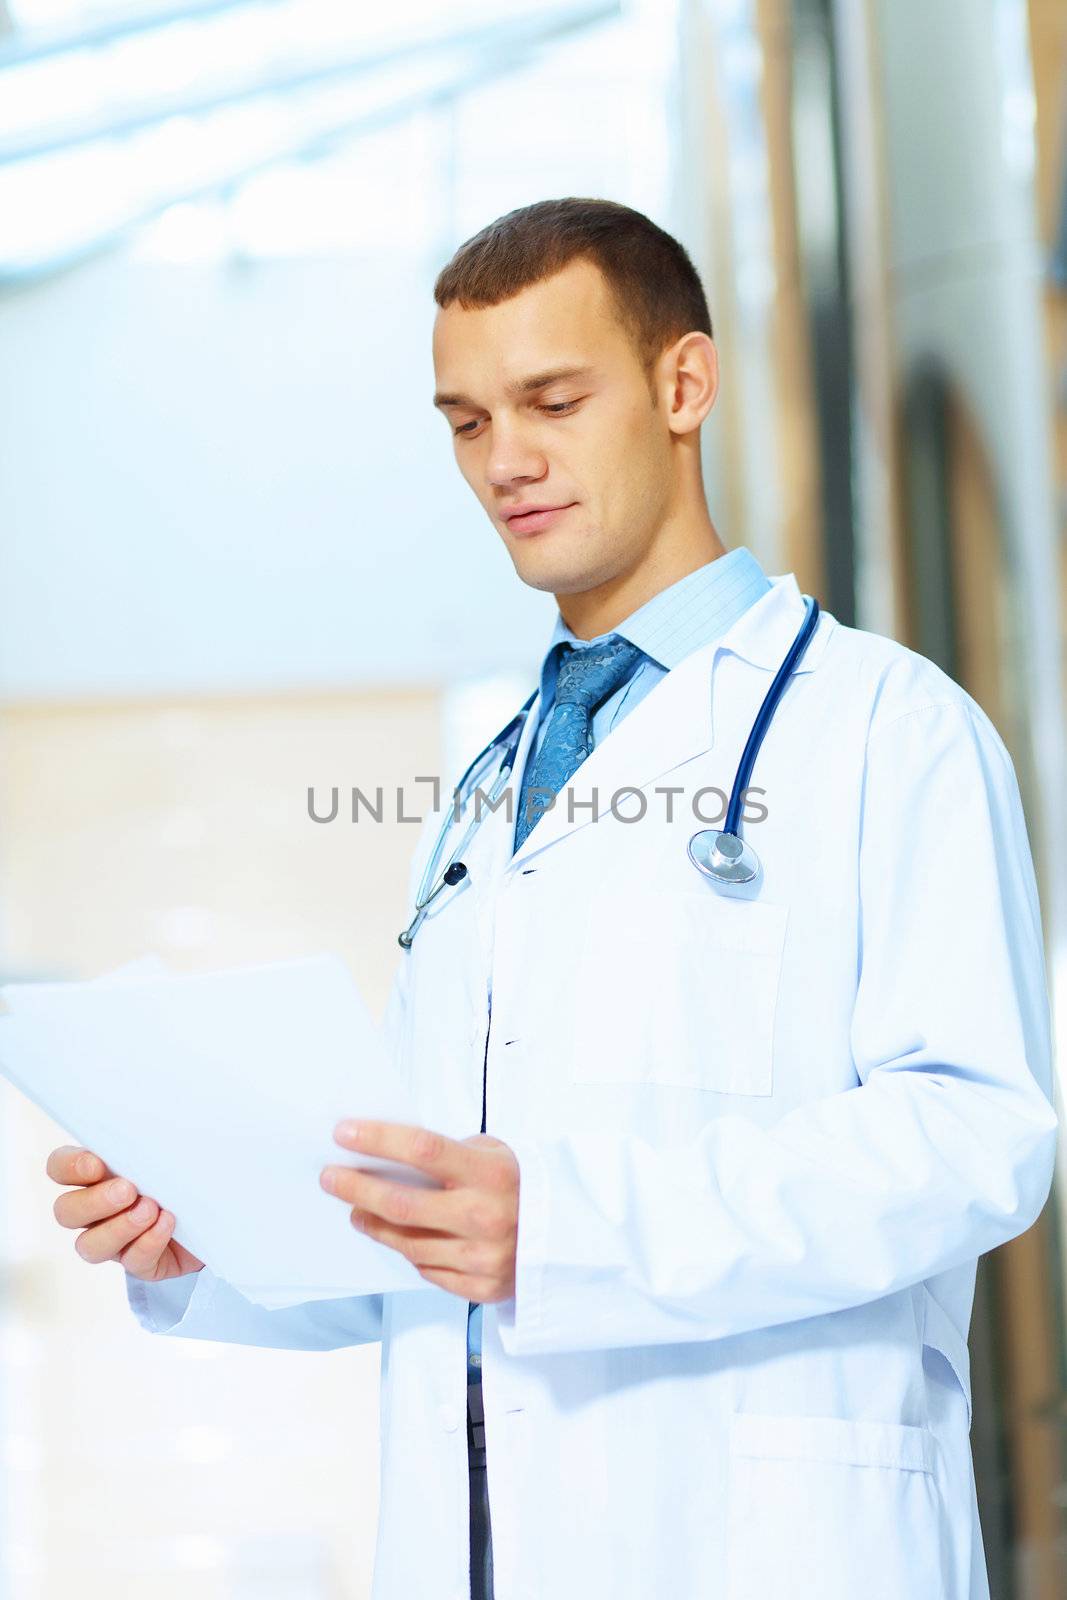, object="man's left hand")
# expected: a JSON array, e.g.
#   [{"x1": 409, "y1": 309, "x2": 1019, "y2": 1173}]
[{"x1": 321, "y1": 1122, "x2": 519, "y2": 1303}]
